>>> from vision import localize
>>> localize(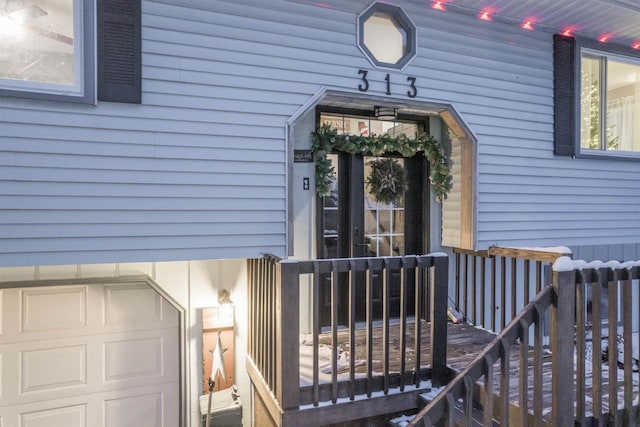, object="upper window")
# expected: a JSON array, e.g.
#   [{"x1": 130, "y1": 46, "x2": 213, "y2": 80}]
[
  {"x1": 0, "y1": 0, "x2": 94, "y2": 102},
  {"x1": 580, "y1": 51, "x2": 640, "y2": 154},
  {"x1": 357, "y1": 3, "x2": 417, "y2": 70}
]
